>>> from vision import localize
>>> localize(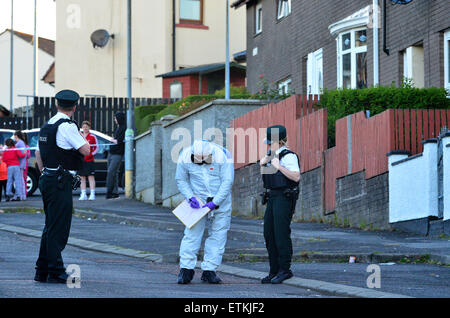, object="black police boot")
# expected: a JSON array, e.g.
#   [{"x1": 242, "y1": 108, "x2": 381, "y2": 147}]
[
  {"x1": 271, "y1": 270, "x2": 293, "y2": 284},
  {"x1": 34, "y1": 271, "x2": 48, "y2": 283},
  {"x1": 47, "y1": 272, "x2": 69, "y2": 284},
  {"x1": 261, "y1": 273, "x2": 277, "y2": 284},
  {"x1": 177, "y1": 268, "x2": 195, "y2": 284},
  {"x1": 201, "y1": 271, "x2": 222, "y2": 284}
]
